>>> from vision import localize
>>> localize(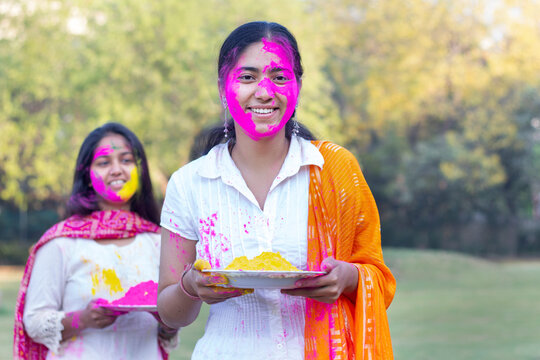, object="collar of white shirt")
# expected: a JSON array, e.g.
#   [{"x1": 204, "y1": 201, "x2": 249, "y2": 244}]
[{"x1": 195, "y1": 135, "x2": 324, "y2": 189}]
